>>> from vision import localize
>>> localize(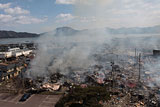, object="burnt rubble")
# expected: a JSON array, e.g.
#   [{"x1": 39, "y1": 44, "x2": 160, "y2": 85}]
[
  {"x1": 26, "y1": 56, "x2": 160, "y2": 106},
  {"x1": 1, "y1": 43, "x2": 160, "y2": 106}
]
